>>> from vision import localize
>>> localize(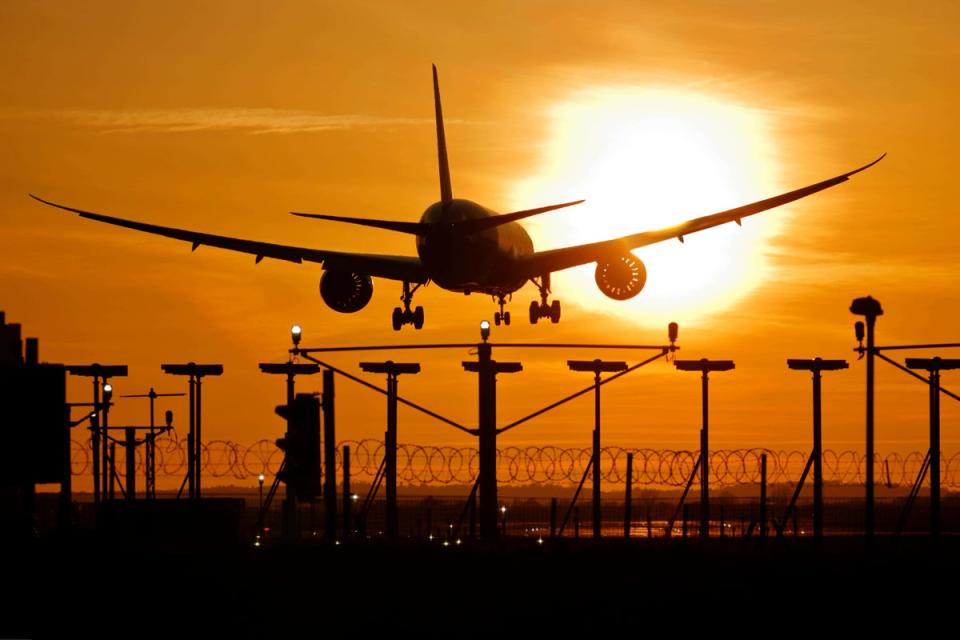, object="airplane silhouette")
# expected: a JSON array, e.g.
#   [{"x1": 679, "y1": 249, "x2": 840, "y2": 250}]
[{"x1": 32, "y1": 66, "x2": 884, "y2": 330}]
